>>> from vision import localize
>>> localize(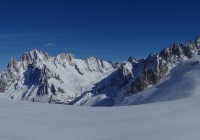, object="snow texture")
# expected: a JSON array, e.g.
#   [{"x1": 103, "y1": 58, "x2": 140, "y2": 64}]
[{"x1": 1, "y1": 97, "x2": 200, "y2": 140}]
